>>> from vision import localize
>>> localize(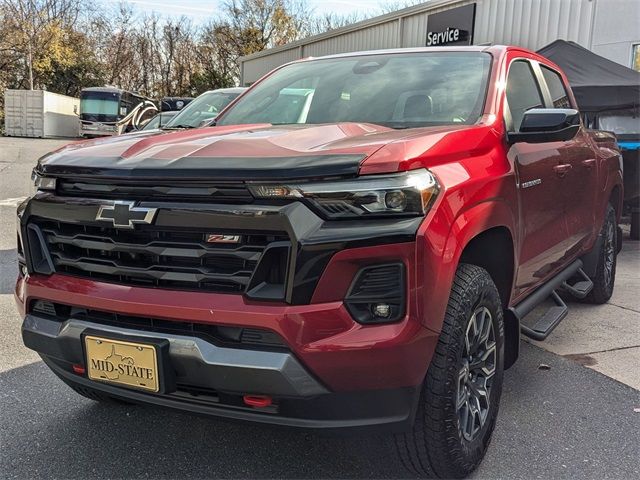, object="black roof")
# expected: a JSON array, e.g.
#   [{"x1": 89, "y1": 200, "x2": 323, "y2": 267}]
[
  {"x1": 538, "y1": 40, "x2": 640, "y2": 113},
  {"x1": 81, "y1": 86, "x2": 153, "y2": 101},
  {"x1": 81, "y1": 86, "x2": 125, "y2": 94}
]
